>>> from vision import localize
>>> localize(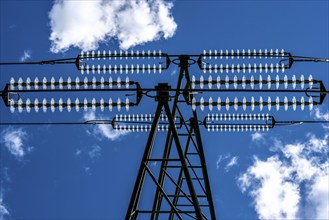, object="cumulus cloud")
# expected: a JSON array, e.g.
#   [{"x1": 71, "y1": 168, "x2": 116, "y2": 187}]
[
  {"x1": 0, "y1": 128, "x2": 31, "y2": 219},
  {"x1": 307, "y1": 174, "x2": 329, "y2": 219},
  {"x1": 0, "y1": 127, "x2": 31, "y2": 219},
  {"x1": 251, "y1": 132, "x2": 265, "y2": 142},
  {"x1": 224, "y1": 156, "x2": 238, "y2": 172},
  {"x1": 83, "y1": 111, "x2": 130, "y2": 141},
  {"x1": 75, "y1": 144, "x2": 102, "y2": 159},
  {"x1": 75, "y1": 144, "x2": 102, "y2": 176},
  {"x1": 311, "y1": 108, "x2": 329, "y2": 130},
  {"x1": 312, "y1": 108, "x2": 329, "y2": 121},
  {"x1": 75, "y1": 149, "x2": 81, "y2": 157},
  {"x1": 20, "y1": 50, "x2": 31, "y2": 62},
  {"x1": 49, "y1": 0, "x2": 177, "y2": 53},
  {"x1": 239, "y1": 156, "x2": 301, "y2": 219},
  {"x1": 88, "y1": 145, "x2": 102, "y2": 160},
  {"x1": 216, "y1": 154, "x2": 238, "y2": 172},
  {"x1": 0, "y1": 190, "x2": 9, "y2": 219},
  {"x1": 171, "y1": 68, "x2": 177, "y2": 76},
  {"x1": 83, "y1": 166, "x2": 91, "y2": 175},
  {"x1": 0, "y1": 168, "x2": 10, "y2": 185},
  {"x1": 238, "y1": 134, "x2": 329, "y2": 220},
  {"x1": 0, "y1": 127, "x2": 31, "y2": 158},
  {"x1": 216, "y1": 154, "x2": 228, "y2": 169}
]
